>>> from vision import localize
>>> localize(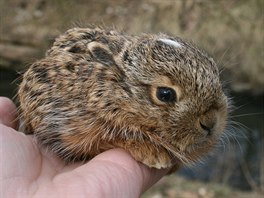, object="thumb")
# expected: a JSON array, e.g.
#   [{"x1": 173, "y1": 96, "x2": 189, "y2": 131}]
[
  {"x1": 0, "y1": 97, "x2": 18, "y2": 129},
  {"x1": 59, "y1": 149, "x2": 168, "y2": 197}
]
